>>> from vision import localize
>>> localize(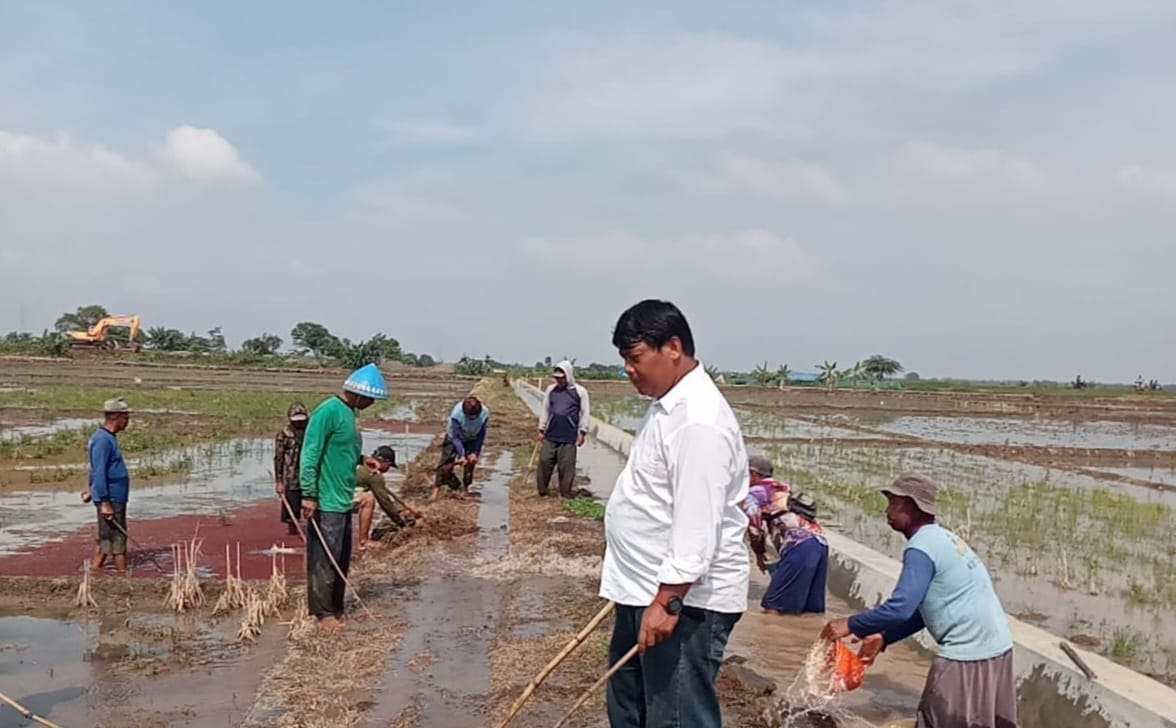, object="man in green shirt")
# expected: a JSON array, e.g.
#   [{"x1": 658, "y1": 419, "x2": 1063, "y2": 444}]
[
  {"x1": 354, "y1": 445, "x2": 410, "y2": 551},
  {"x1": 300, "y1": 363, "x2": 388, "y2": 629}
]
